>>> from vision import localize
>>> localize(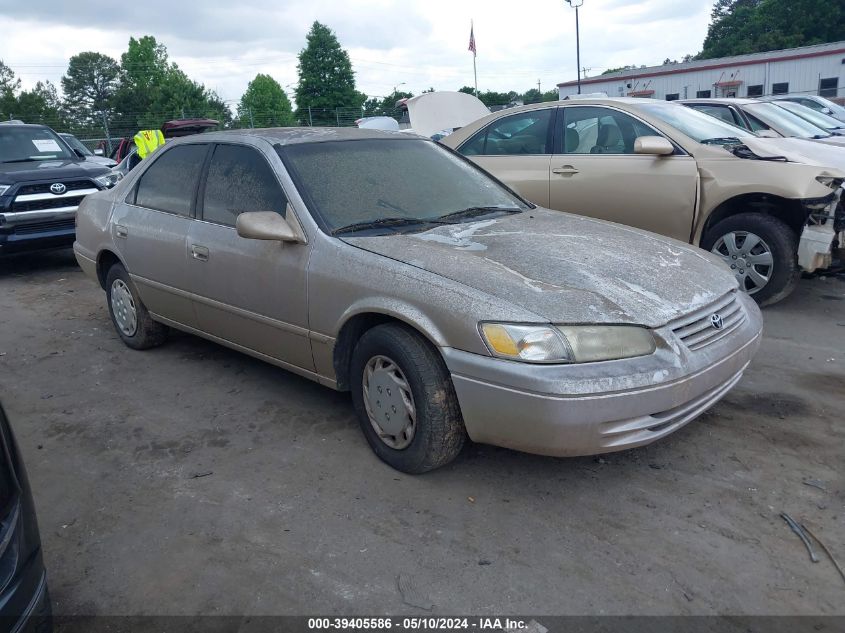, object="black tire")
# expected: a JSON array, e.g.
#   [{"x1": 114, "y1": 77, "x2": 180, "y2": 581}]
[
  {"x1": 105, "y1": 263, "x2": 168, "y2": 350},
  {"x1": 350, "y1": 323, "x2": 466, "y2": 474},
  {"x1": 701, "y1": 212, "x2": 799, "y2": 307}
]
